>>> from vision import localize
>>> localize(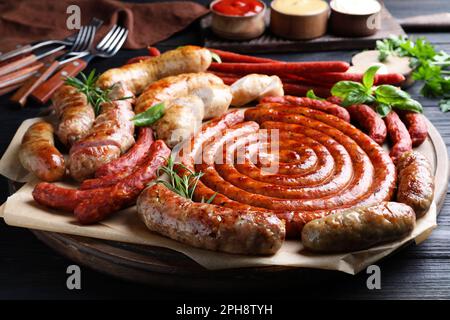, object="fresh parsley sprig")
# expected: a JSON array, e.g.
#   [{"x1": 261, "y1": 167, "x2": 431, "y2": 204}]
[
  {"x1": 330, "y1": 65, "x2": 423, "y2": 117},
  {"x1": 376, "y1": 35, "x2": 450, "y2": 112},
  {"x1": 156, "y1": 156, "x2": 216, "y2": 203}
]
